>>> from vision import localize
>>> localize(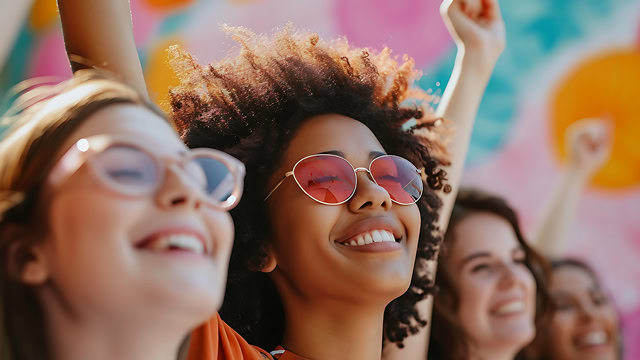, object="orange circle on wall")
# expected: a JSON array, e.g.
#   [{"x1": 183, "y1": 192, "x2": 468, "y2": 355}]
[
  {"x1": 143, "y1": 0, "x2": 194, "y2": 10},
  {"x1": 551, "y1": 50, "x2": 640, "y2": 189}
]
